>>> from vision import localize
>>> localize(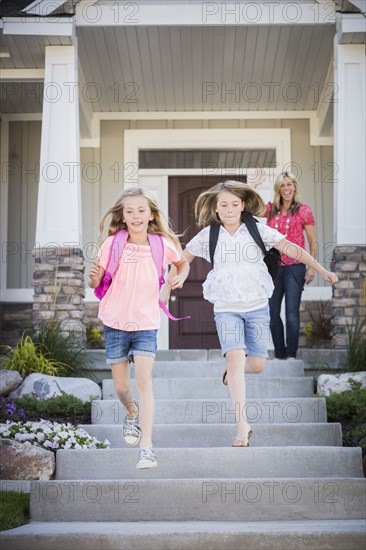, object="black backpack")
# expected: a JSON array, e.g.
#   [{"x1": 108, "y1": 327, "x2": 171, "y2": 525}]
[{"x1": 209, "y1": 212, "x2": 282, "y2": 281}]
